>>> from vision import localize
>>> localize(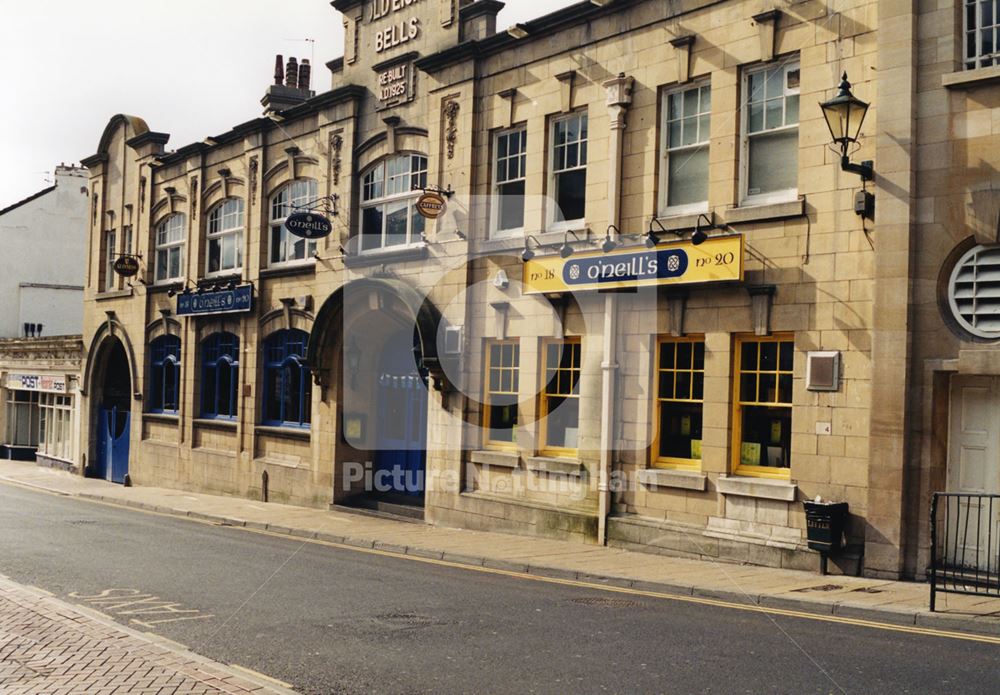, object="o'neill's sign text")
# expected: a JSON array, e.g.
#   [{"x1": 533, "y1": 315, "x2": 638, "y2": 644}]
[
  {"x1": 177, "y1": 284, "x2": 253, "y2": 316},
  {"x1": 523, "y1": 236, "x2": 744, "y2": 294}
]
